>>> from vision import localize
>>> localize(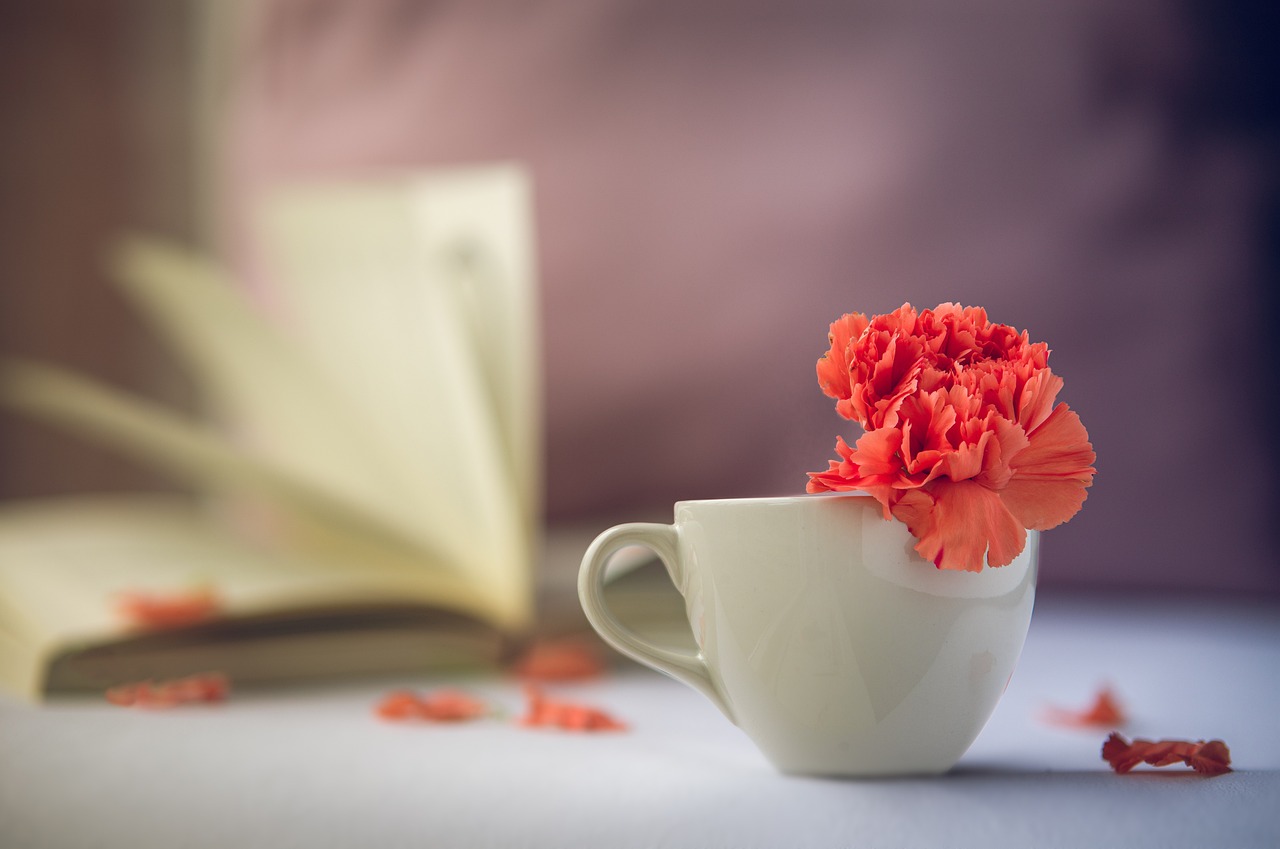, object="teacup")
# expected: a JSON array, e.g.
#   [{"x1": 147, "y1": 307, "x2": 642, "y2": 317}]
[{"x1": 578, "y1": 493, "x2": 1038, "y2": 776}]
